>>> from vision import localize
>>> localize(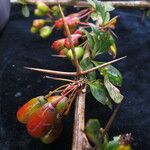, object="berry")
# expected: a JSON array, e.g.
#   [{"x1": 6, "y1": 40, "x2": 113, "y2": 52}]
[
  {"x1": 54, "y1": 14, "x2": 79, "y2": 29},
  {"x1": 30, "y1": 26, "x2": 38, "y2": 34},
  {"x1": 33, "y1": 19, "x2": 46, "y2": 28},
  {"x1": 47, "y1": 96, "x2": 69, "y2": 114},
  {"x1": 51, "y1": 38, "x2": 65, "y2": 52},
  {"x1": 64, "y1": 34, "x2": 82, "y2": 49},
  {"x1": 64, "y1": 26, "x2": 76, "y2": 36},
  {"x1": 59, "y1": 48, "x2": 68, "y2": 56},
  {"x1": 73, "y1": 29, "x2": 83, "y2": 35},
  {"x1": 67, "y1": 46, "x2": 84, "y2": 60},
  {"x1": 27, "y1": 103, "x2": 57, "y2": 138},
  {"x1": 36, "y1": 2, "x2": 49, "y2": 14},
  {"x1": 34, "y1": 9, "x2": 45, "y2": 17},
  {"x1": 17, "y1": 96, "x2": 46, "y2": 124},
  {"x1": 51, "y1": 5, "x2": 60, "y2": 16},
  {"x1": 40, "y1": 119, "x2": 63, "y2": 144},
  {"x1": 39, "y1": 26, "x2": 52, "y2": 38}
]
